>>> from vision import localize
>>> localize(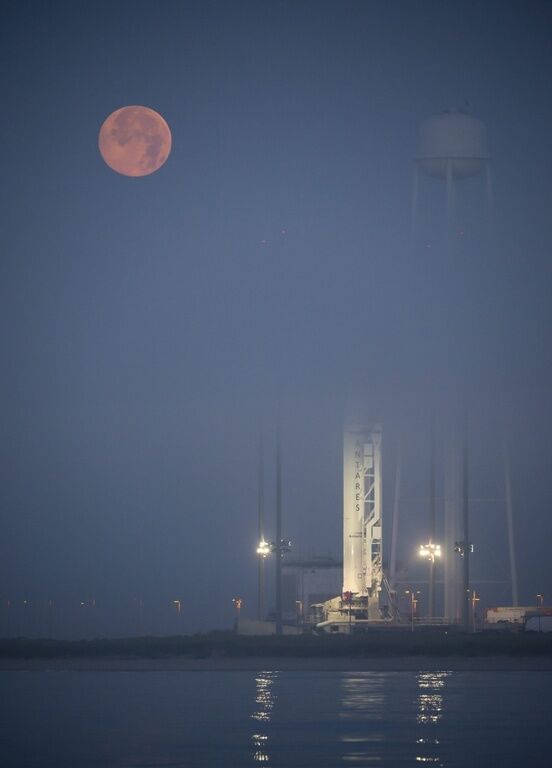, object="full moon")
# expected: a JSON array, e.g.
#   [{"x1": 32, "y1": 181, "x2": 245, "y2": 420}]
[{"x1": 98, "y1": 105, "x2": 172, "y2": 177}]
